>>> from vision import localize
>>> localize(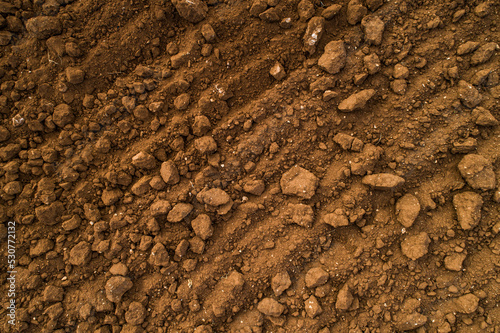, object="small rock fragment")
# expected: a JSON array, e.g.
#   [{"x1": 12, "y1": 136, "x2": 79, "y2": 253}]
[
  {"x1": 105, "y1": 276, "x2": 133, "y2": 303},
  {"x1": 347, "y1": 0, "x2": 367, "y2": 25},
  {"x1": 150, "y1": 200, "x2": 171, "y2": 217},
  {"x1": 444, "y1": 253, "x2": 467, "y2": 271},
  {"x1": 191, "y1": 214, "x2": 213, "y2": 240},
  {"x1": 280, "y1": 165, "x2": 319, "y2": 199},
  {"x1": 257, "y1": 298, "x2": 284, "y2": 317},
  {"x1": 457, "y1": 41, "x2": 480, "y2": 55},
  {"x1": 174, "y1": 93, "x2": 190, "y2": 110},
  {"x1": 160, "y1": 161, "x2": 180, "y2": 185},
  {"x1": 305, "y1": 267, "x2": 329, "y2": 288},
  {"x1": 474, "y1": 2, "x2": 490, "y2": 18},
  {"x1": 361, "y1": 15, "x2": 385, "y2": 45},
  {"x1": 458, "y1": 80, "x2": 482, "y2": 108},
  {"x1": 394, "y1": 63, "x2": 409, "y2": 79},
  {"x1": 66, "y1": 67, "x2": 85, "y2": 84},
  {"x1": 318, "y1": 40, "x2": 346, "y2": 74},
  {"x1": 167, "y1": 203, "x2": 193, "y2": 222},
  {"x1": 401, "y1": 232, "x2": 430, "y2": 260},
  {"x1": 171, "y1": 0, "x2": 208, "y2": 23},
  {"x1": 43, "y1": 285, "x2": 64, "y2": 302},
  {"x1": 201, "y1": 23, "x2": 216, "y2": 43},
  {"x1": 132, "y1": 151, "x2": 157, "y2": 169},
  {"x1": 338, "y1": 89, "x2": 376, "y2": 112},
  {"x1": 26, "y1": 16, "x2": 62, "y2": 39},
  {"x1": 362, "y1": 173, "x2": 405, "y2": 190},
  {"x1": 297, "y1": 0, "x2": 315, "y2": 21},
  {"x1": 284, "y1": 203, "x2": 314, "y2": 228},
  {"x1": 336, "y1": 284, "x2": 353, "y2": 311},
  {"x1": 305, "y1": 296, "x2": 323, "y2": 318},
  {"x1": 195, "y1": 136, "x2": 218, "y2": 154},
  {"x1": 303, "y1": 17, "x2": 325, "y2": 55},
  {"x1": 396, "y1": 194, "x2": 420, "y2": 228},
  {"x1": 395, "y1": 312, "x2": 428, "y2": 331},
  {"x1": 454, "y1": 294, "x2": 479, "y2": 314},
  {"x1": 470, "y1": 42, "x2": 499, "y2": 66},
  {"x1": 270, "y1": 62, "x2": 286, "y2": 80},
  {"x1": 197, "y1": 188, "x2": 230, "y2": 206},
  {"x1": 472, "y1": 107, "x2": 498, "y2": 126},
  {"x1": 453, "y1": 191, "x2": 483, "y2": 230},
  {"x1": 69, "y1": 241, "x2": 92, "y2": 266},
  {"x1": 125, "y1": 302, "x2": 146, "y2": 326},
  {"x1": 271, "y1": 271, "x2": 292, "y2": 296},
  {"x1": 322, "y1": 4, "x2": 342, "y2": 20},
  {"x1": 323, "y1": 209, "x2": 349, "y2": 228},
  {"x1": 243, "y1": 180, "x2": 265, "y2": 196},
  {"x1": 458, "y1": 154, "x2": 496, "y2": 190},
  {"x1": 364, "y1": 53, "x2": 381, "y2": 74},
  {"x1": 259, "y1": 7, "x2": 280, "y2": 22},
  {"x1": 52, "y1": 104, "x2": 74, "y2": 127}
]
